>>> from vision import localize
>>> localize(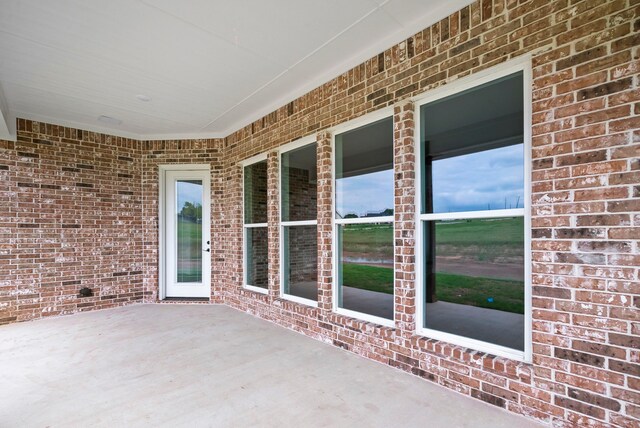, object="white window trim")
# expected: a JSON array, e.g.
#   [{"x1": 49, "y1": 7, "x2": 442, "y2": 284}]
[
  {"x1": 336, "y1": 216, "x2": 395, "y2": 225},
  {"x1": 279, "y1": 137, "x2": 319, "y2": 307},
  {"x1": 414, "y1": 56, "x2": 533, "y2": 362},
  {"x1": 327, "y1": 106, "x2": 394, "y2": 136},
  {"x1": 241, "y1": 157, "x2": 269, "y2": 293},
  {"x1": 331, "y1": 111, "x2": 396, "y2": 328},
  {"x1": 420, "y1": 208, "x2": 524, "y2": 222},
  {"x1": 239, "y1": 152, "x2": 268, "y2": 167}
]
